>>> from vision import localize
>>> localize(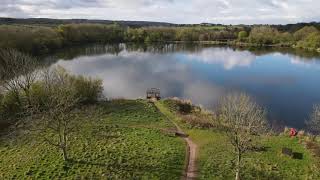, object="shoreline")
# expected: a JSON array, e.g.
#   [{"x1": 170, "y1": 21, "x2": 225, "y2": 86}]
[{"x1": 165, "y1": 40, "x2": 320, "y2": 52}]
